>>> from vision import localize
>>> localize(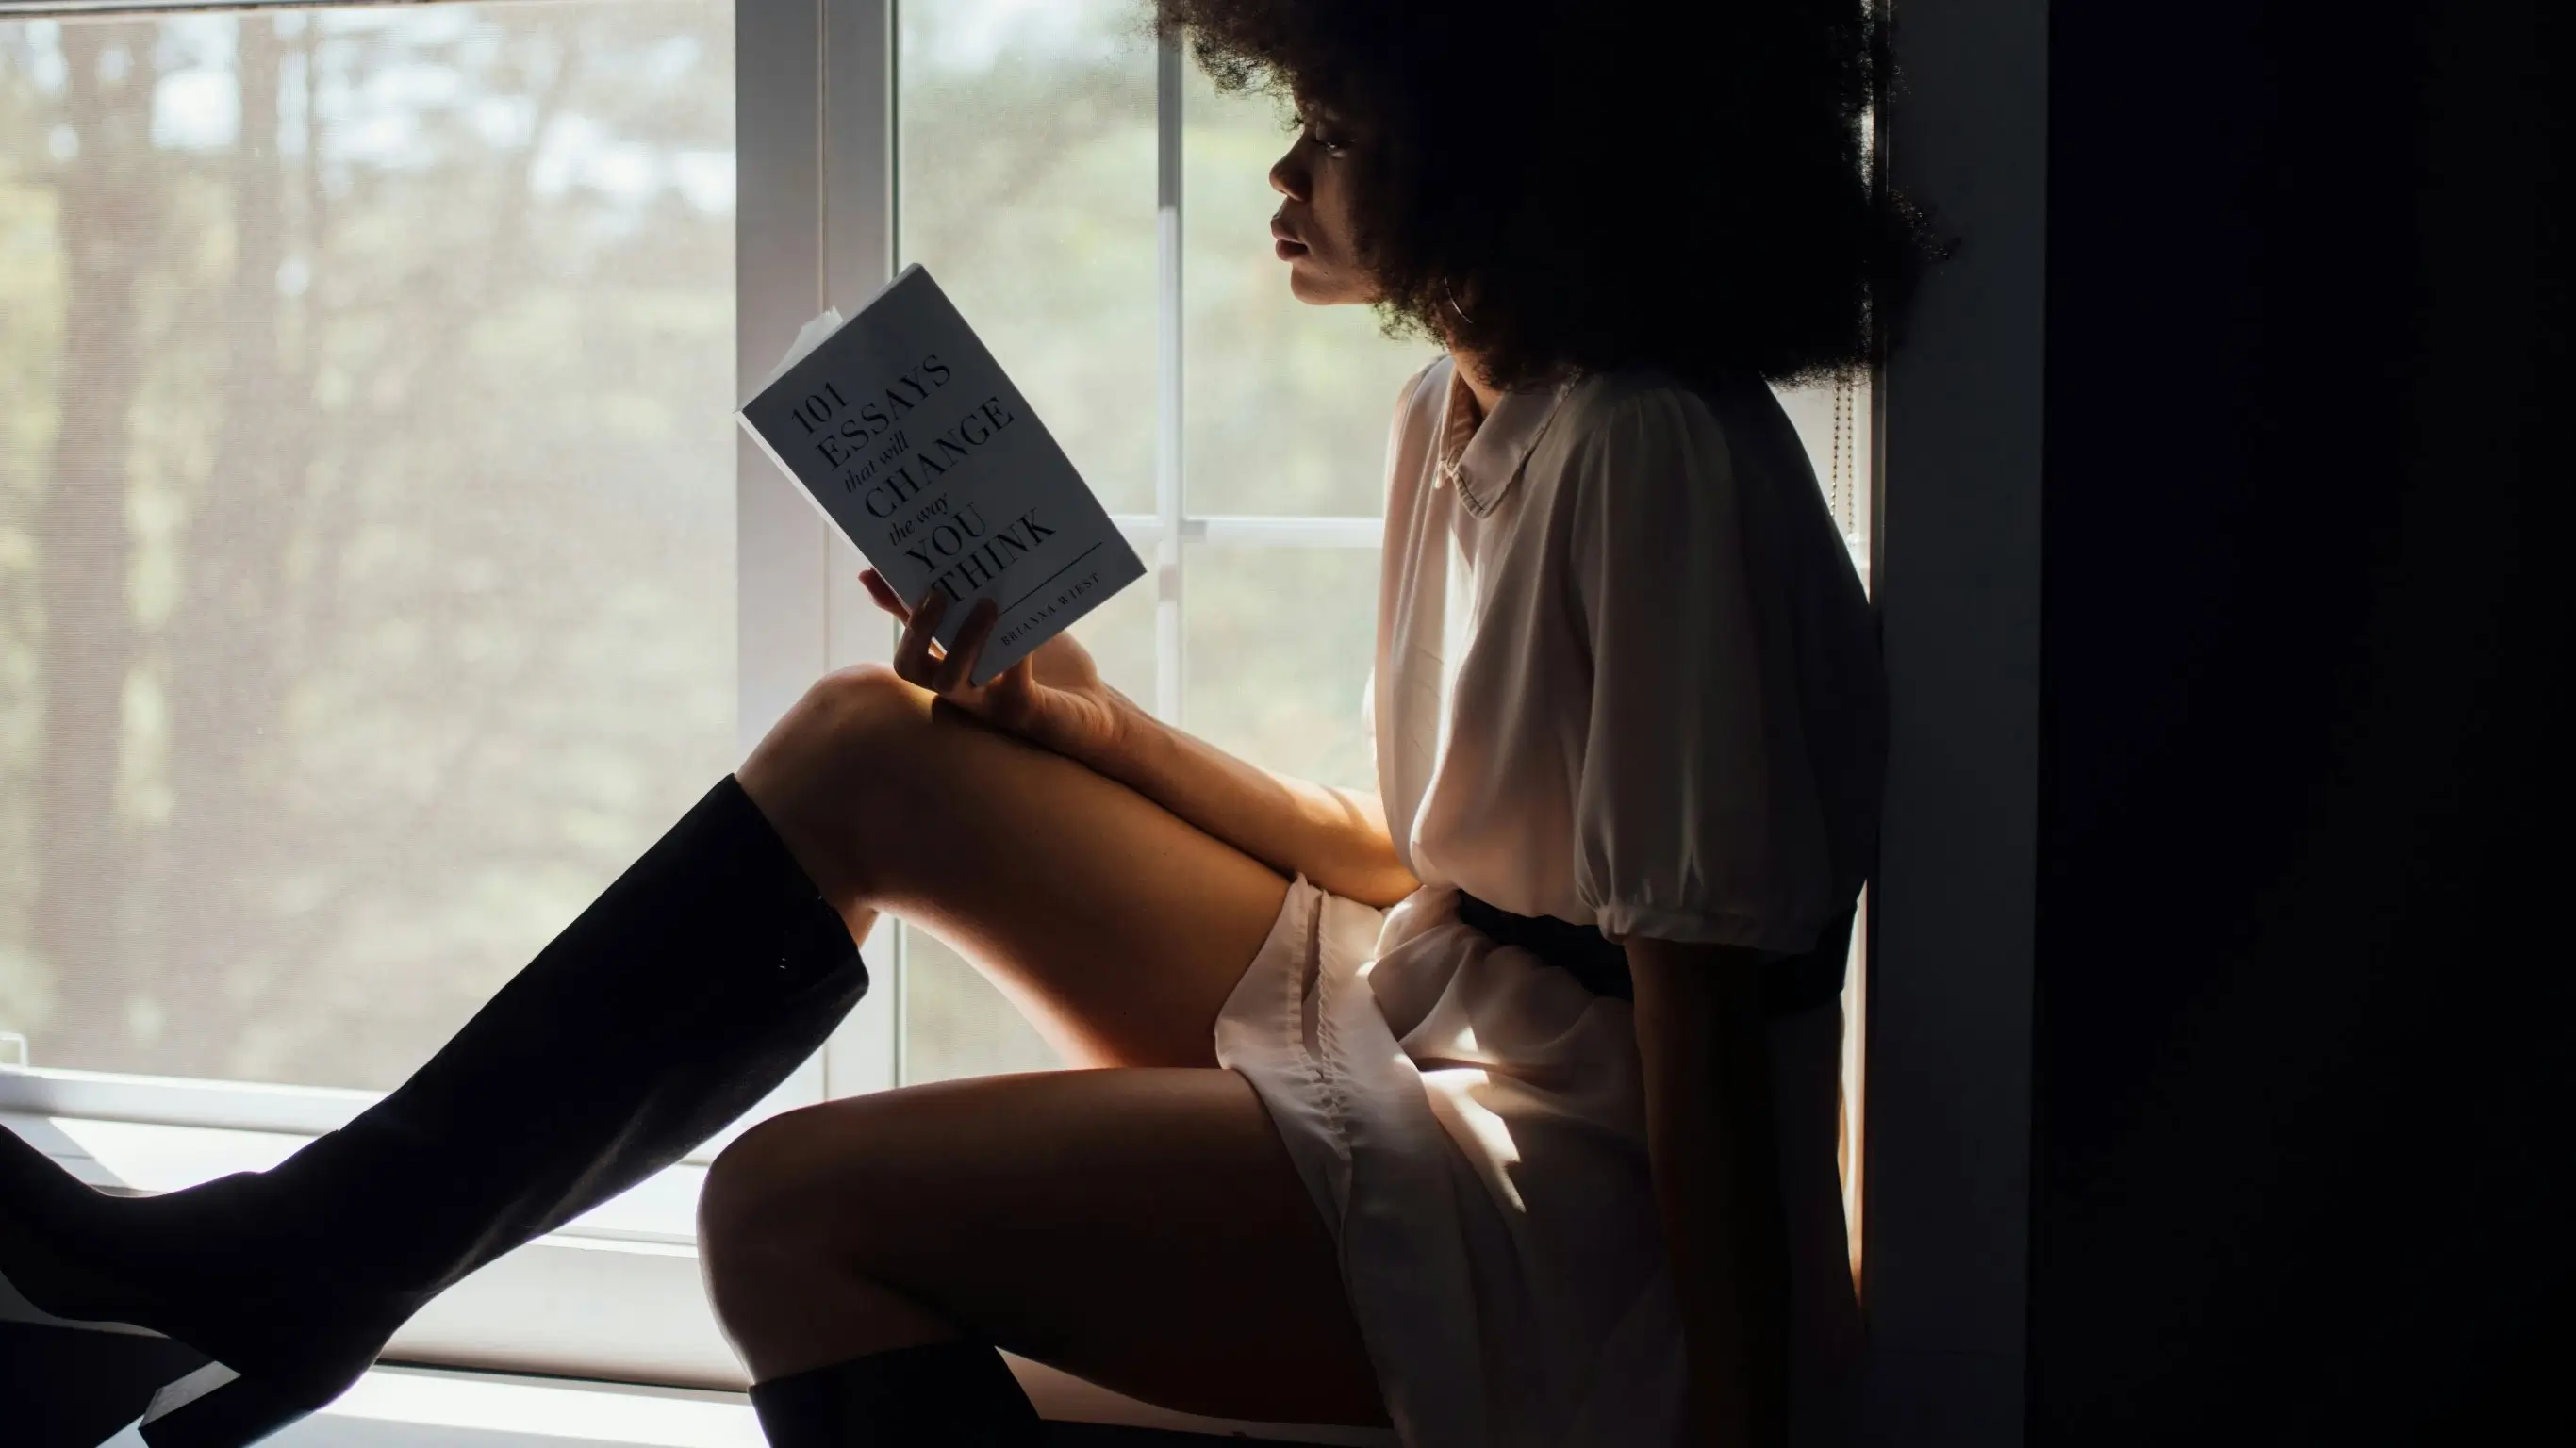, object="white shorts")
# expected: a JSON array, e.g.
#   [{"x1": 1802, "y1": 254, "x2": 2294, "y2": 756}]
[{"x1": 1214, "y1": 877, "x2": 1861, "y2": 1448}]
